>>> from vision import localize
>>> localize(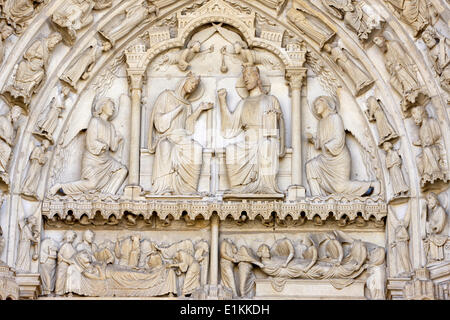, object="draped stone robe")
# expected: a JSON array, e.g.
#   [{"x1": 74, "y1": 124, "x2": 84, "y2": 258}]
[
  {"x1": 306, "y1": 112, "x2": 372, "y2": 196},
  {"x1": 222, "y1": 93, "x2": 284, "y2": 194},
  {"x1": 148, "y1": 90, "x2": 203, "y2": 195},
  {"x1": 417, "y1": 117, "x2": 443, "y2": 182},
  {"x1": 59, "y1": 116, "x2": 127, "y2": 195}
]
